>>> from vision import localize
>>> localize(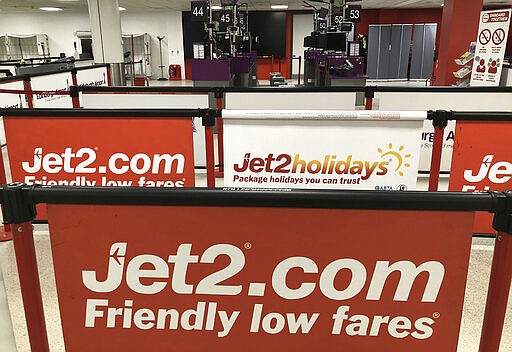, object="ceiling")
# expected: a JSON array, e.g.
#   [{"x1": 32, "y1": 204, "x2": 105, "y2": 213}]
[{"x1": 0, "y1": 0, "x2": 511, "y2": 13}]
